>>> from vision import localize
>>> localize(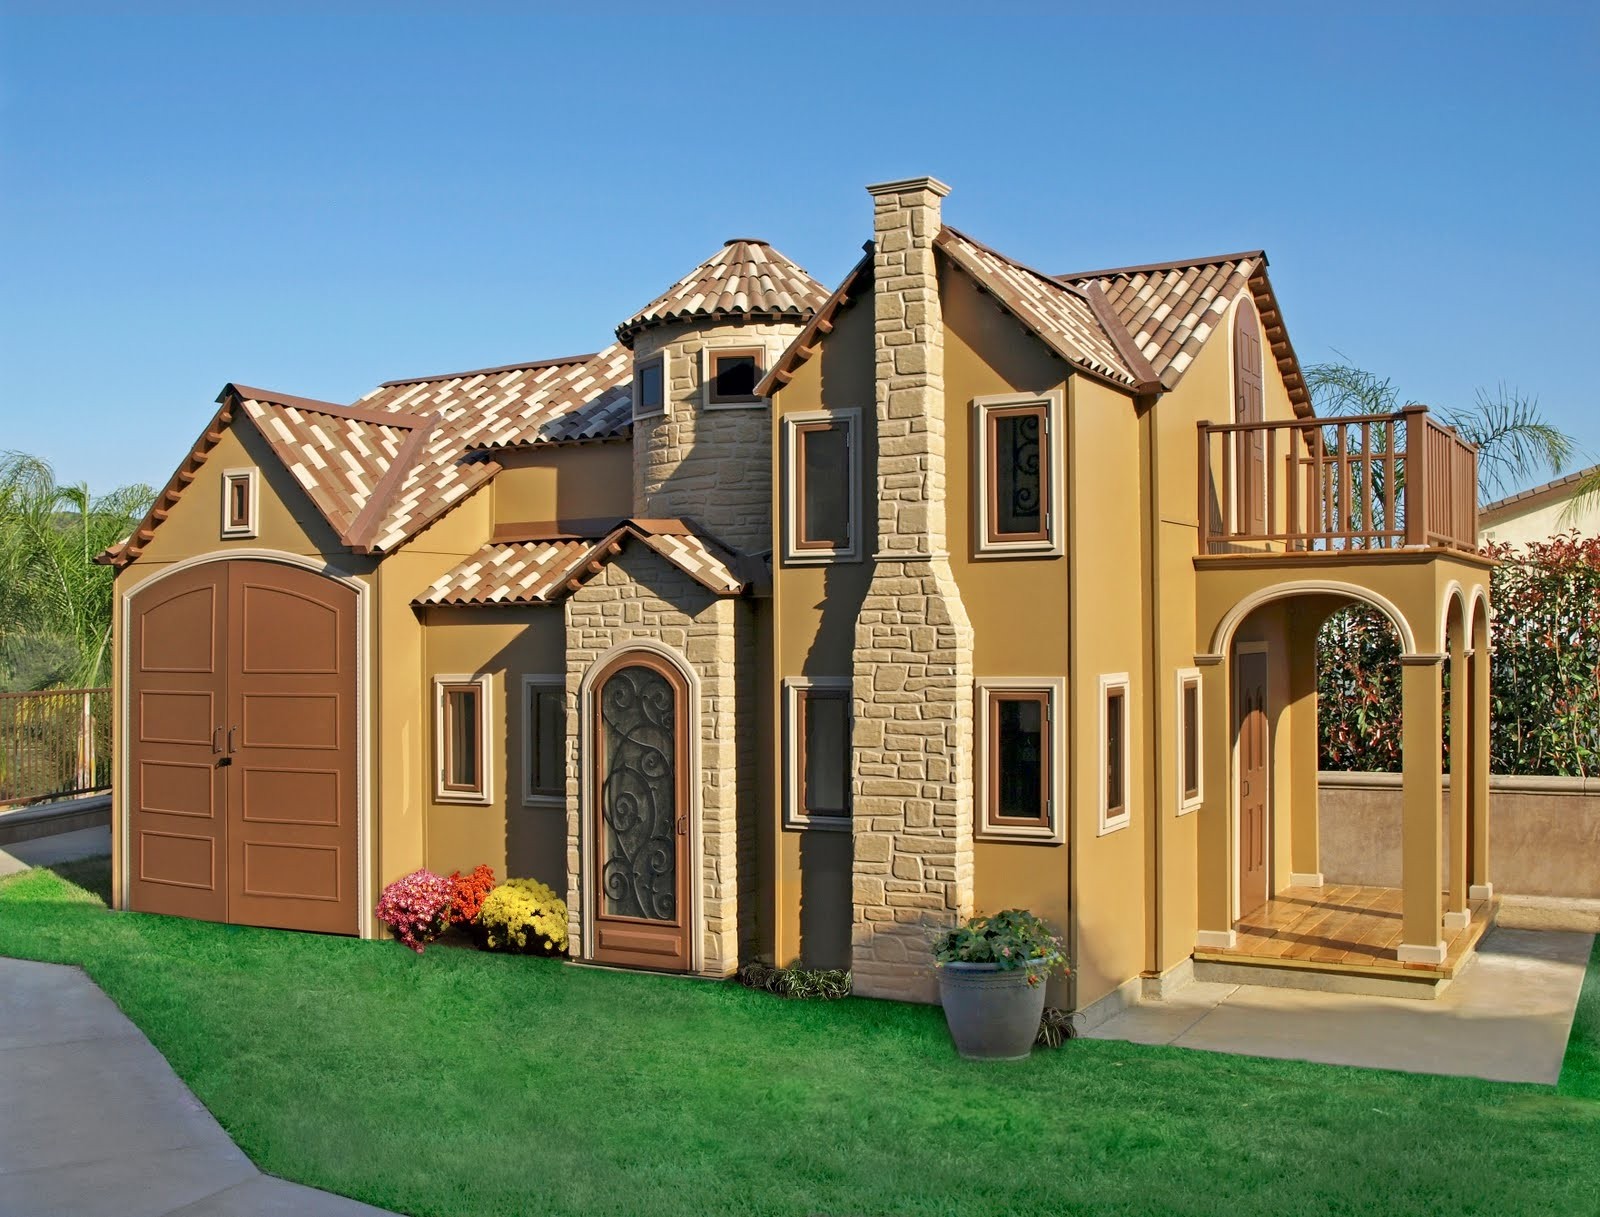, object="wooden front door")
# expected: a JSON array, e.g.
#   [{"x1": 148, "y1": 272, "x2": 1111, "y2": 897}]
[
  {"x1": 127, "y1": 560, "x2": 359, "y2": 934},
  {"x1": 591, "y1": 653, "x2": 692, "y2": 971},
  {"x1": 1236, "y1": 650, "x2": 1270, "y2": 917},
  {"x1": 1234, "y1": 298, "x2": 1267, "y2": 537}
]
